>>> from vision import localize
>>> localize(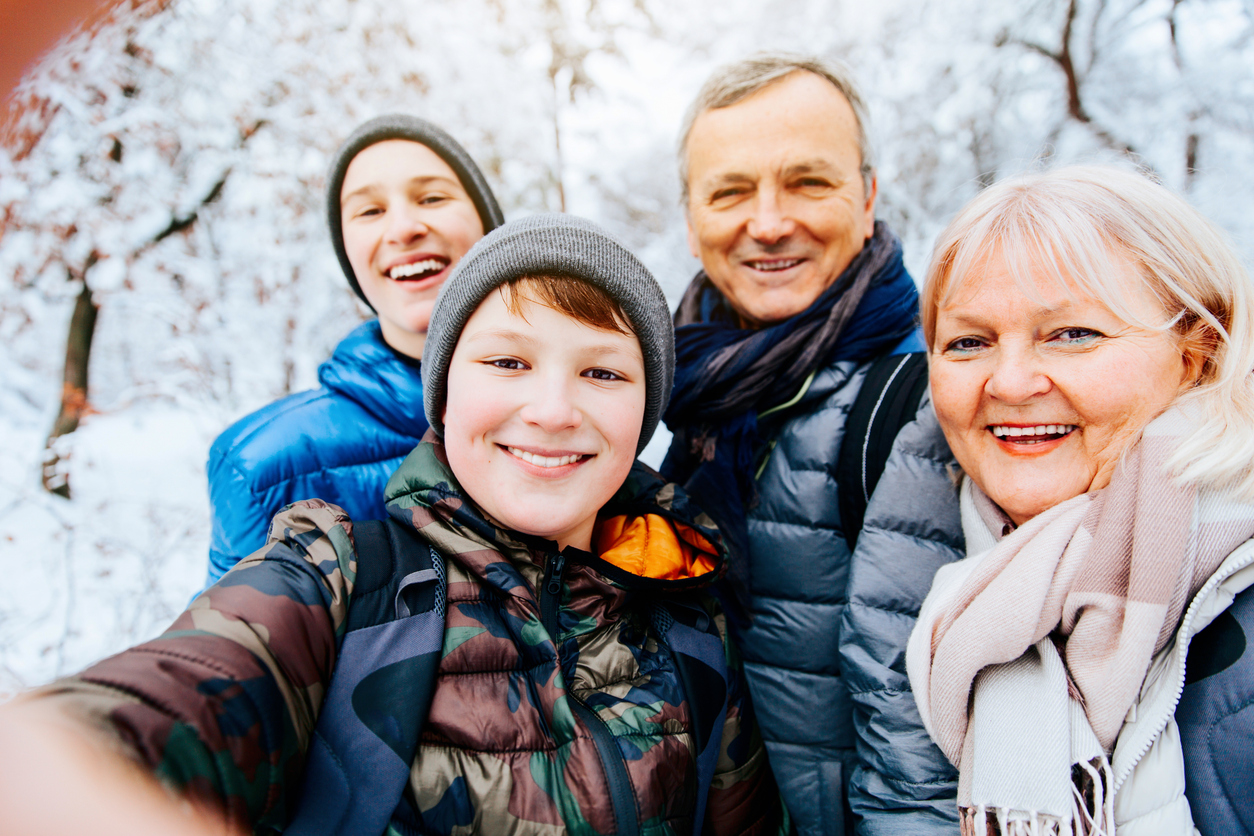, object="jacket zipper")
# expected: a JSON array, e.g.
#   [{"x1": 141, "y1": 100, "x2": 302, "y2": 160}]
[
  {"x1": 539, "y1": 550, "x2": 640, "y2": 836},
  {"x1": 1112, "y1": 541, "x2": 1254, "y2": 792},
  {"x1": 541, "y1": 551, "x2": 567, "y2": 638}
]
